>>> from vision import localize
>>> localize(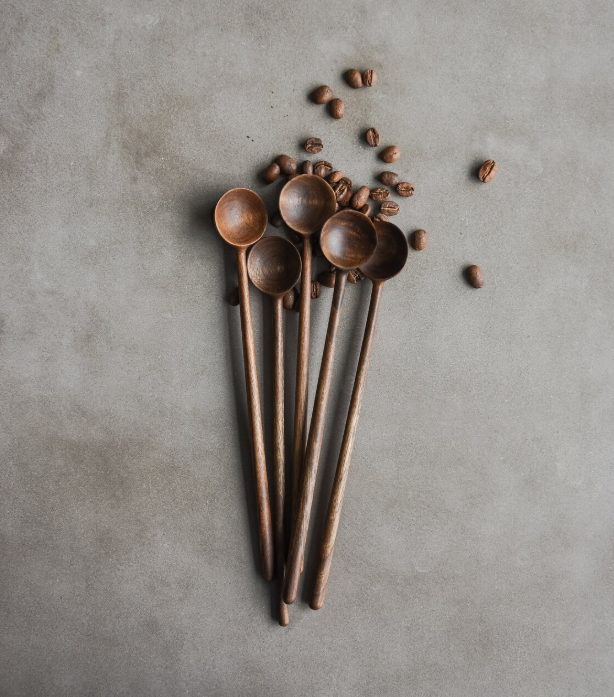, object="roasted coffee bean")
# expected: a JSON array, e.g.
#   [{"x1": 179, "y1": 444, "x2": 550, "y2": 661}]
[
  {"x1": 366, "y1": 128, "x2": 380, "y2": 147},
  {"x1": 228, "y1": 287, "x2": 240, "y2": 306},
  {"x1": 333, "y1": 178, "x2": 352, "y2": 206},
  {"x1": 311, "y1": 85, "x2": 333, "y2": 104},
  {"x1": 380, "y1": 201, "x2": 399, "y2": 216},
  {"x1": 314, "y1": 161, "x2": 333, "y2": 178},
  {"x1": 329, "y1": 98, "x2": 345, "y2": 119},
  {"x1": 304, "y1": 137, "x2": 324, "y2": 154},
  {"x1": 396, "y1": 182, "x2": 414, "y2": 197},
  {"x1": 348, "y1": 269, "x2": 364, "y2": 284},
  {"x1": 345, "y1": 69, "x2": 363, "y2": 88},
  {"x1": 466, "y1": 265, "x2": 485, "y2": 288},
  {"x1": 373, "y1": 213, "x2": 390, "y2": 222},
  {"x1": 413, "y1": 229, "x2": 428, "y2": 251},
  {"x1": 360, "y1": 203, "x2": 372, "y2": 216},
  {"x1": 363, "y1": 69, "x2": 377, "y2": 87},
  {"x1": 311, "y1": 281, "x2": 322, "y2": 299},
  {"x1": 263, "y1": 162, "x2": 280, "y2": 184},
  {"x1": 370, "y1": 187, "x2": 390, "y2": 202},
  {"x1": 275, "y1": 155, "x2": 297, "y2": 176},
  {"x1": 318, "y1": 270, "x2": 336, "y2": 288},
  {"x1": 351, "y1": 186, "x2": 370, "y2": 210},
  {"x1": 301, "y1": 160, "x2": 314, "y2": 175},
  {"x1": 270, "y1": 211, "x2": 284, "y2": 227},
  {"x1": 479, "y1": 159, "x2": 498, "y2": 183},
  {"x1": 379, "y1": 171, "x2": 400, "y2": 186},
  {"x1": 328, "y1": 170, "x2": 345, "y2": 184},
  {"x1": 380, "y1": 146, "x2": 400, "y2": 163},
  {"x1": 283, "y1": 287, "x2": 297, "y2": 310}
]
